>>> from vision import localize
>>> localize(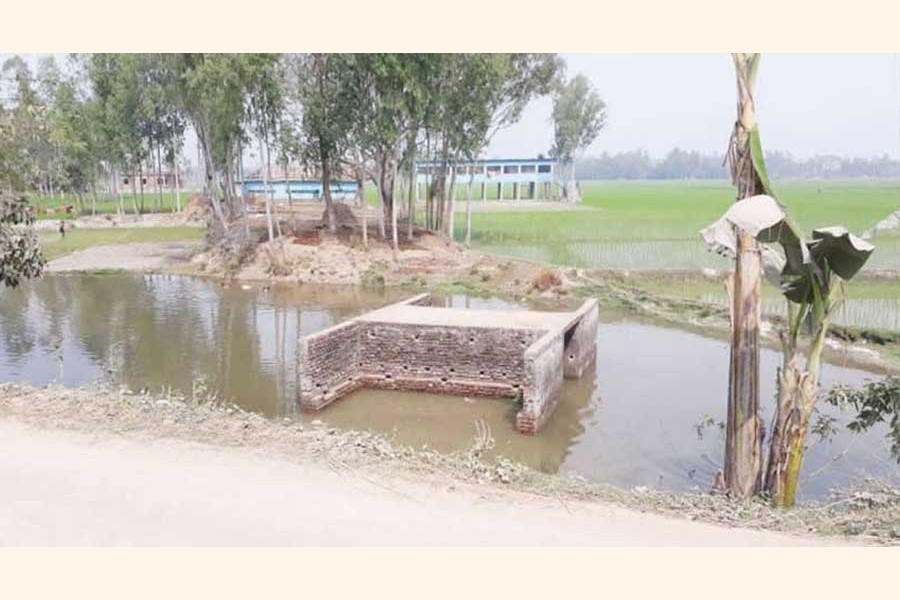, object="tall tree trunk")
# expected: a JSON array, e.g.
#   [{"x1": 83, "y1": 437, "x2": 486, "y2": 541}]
[
  {"x1": 130, "y1": 166, "x2": 140, "y2": 217},
  {"x1": 465, "y1": 177, "x2": 473, "y2": 247},
  {"x1": 723, "y1": 53, "x2": 764, "y2": 499},
  {"x1": 407, "y1": 143, "x2": 416, "y2": 241},
  {"x1": 322, "y1": 159, "x2": 337, "y2": 234},
  {"x1": 196, "y1": 122, "x2": 228, "y2": 231},
  {"x1": 90, "y1": 179, "x2": 98, "y2": 217},
  {"x1": 173, "y1": 143, "x2": 182, "y2": 212},
  {"x1": 379, "y1": 157, "x2": 398, "y2": 254},
  {"x1": 445, "y1": 162, "x2": 457, "y2": 240},
  {"x1": 155, "y1": 138, "x2": 164, "y2": 213},
  {"x1": 112, "y1": 167, "x2": 124, "y2": 217},
  {"x1": 259, "y1": 136, "x2": 274, "y2": 243},
  {"x1": 138, "y1": 161, "x2": 145, "y2": 214},
  {"x1": 353, "y1": 162, "x2": 365, "y2": 209},
  {"x1": 283, "y1": 156, "x2": 293, "y2": 208}
]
